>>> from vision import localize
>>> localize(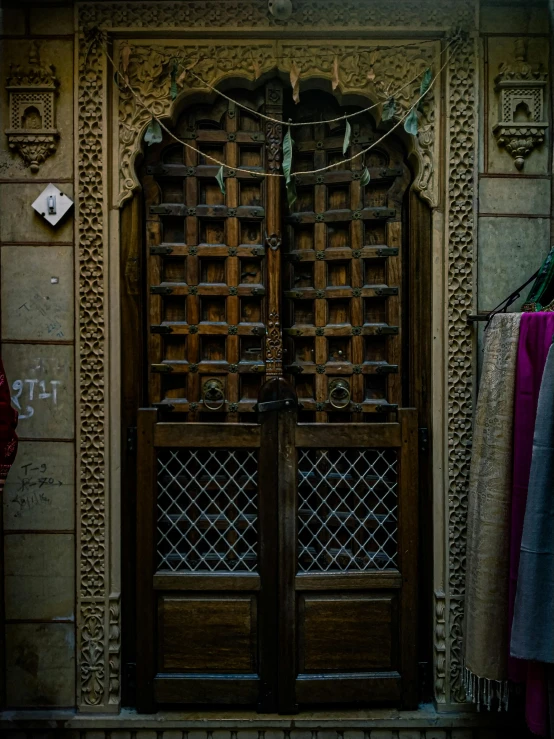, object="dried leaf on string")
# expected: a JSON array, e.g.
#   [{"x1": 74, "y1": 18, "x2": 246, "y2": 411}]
[
  {"x1": 342, "y1": 120, "x2": 351, "y2": 155},
  {"x1": 404, "y1": 107, "x2": 419, "y2": 136},
  {"x1": 121, "y1": 44, "x2": 131, "y2": 86},
  {"x1": 286, "y1": 177, "x2": 297, "y2": 209},
  {"x1": 251, "y1": 51, "x2": 261, "y2": 80},
  {"x1": 282, "y1": 127, "x2": 294, "y2": 184},
  {"x1": 381, "y1": 97, "x2": 396, "y2": 122},
  {"x1": 290, "y1": 61, "x2": 301, "y2": 104},
  {"x1": 177, "y1": 58, "x2": 199, "y2": 87},
  {"x1": 360, "y1": 167, "x2": 371, "y2": 187},
  {"x1": 144, "y1": 118, "x2": 163, "y2": 146},
  {"x1": 332, "y1": 56, "x2": 340, "y2": 91},
  {"x1": 419, "y1": 67, "x2": 432, "y2": 96},
  {"x1": 216, "y1": 165, "x2": 226, "y2": 196},
  {"x1": 366, "y1": 51, "x2": 377, "y2": 83},
  {"x1": 170, "y1": 60, "x2": 178, "y2": 100}
]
